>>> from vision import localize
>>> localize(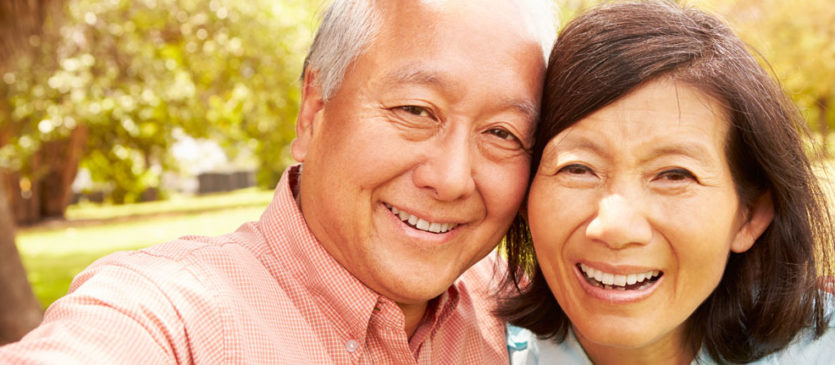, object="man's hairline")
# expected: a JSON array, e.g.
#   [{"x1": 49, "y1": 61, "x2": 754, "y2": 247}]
[{"x1": 307, "y1": 0, "x2": 555, "y2": 102}]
